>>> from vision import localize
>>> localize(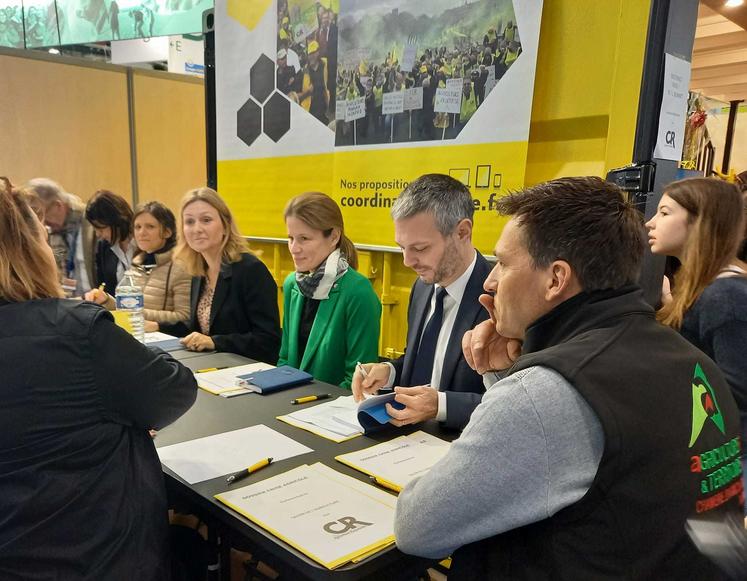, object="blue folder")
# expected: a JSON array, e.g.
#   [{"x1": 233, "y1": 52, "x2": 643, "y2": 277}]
[{"x1": 236, "y1": 365, "x2": 313, "y2": 394}]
